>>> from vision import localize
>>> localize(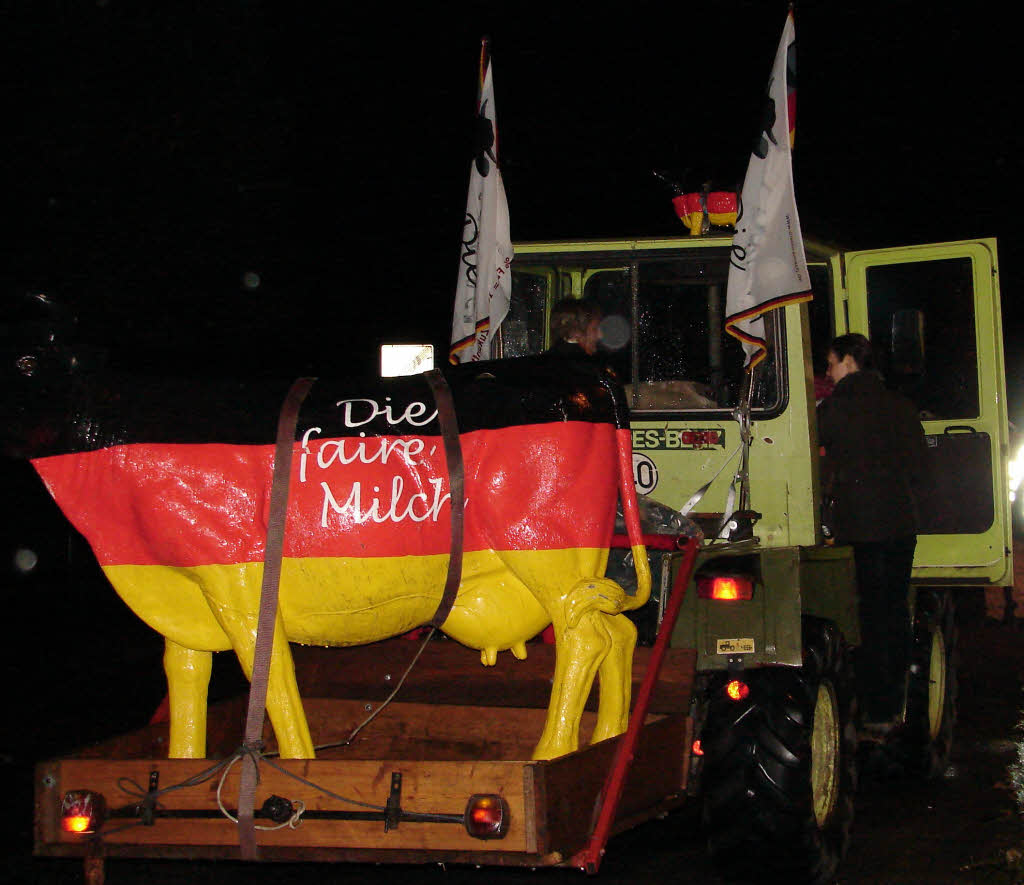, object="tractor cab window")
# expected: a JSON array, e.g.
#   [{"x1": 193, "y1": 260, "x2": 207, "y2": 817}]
[
  {"x1": 865, "y1": 257, "x2": 979, "y2": 419},
  {"x1": 507, "y1": 250, "x2": 784, "y2": 414},
  {"x1": 501, "y1": 270, "x2": 550, "y2": 358}
]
